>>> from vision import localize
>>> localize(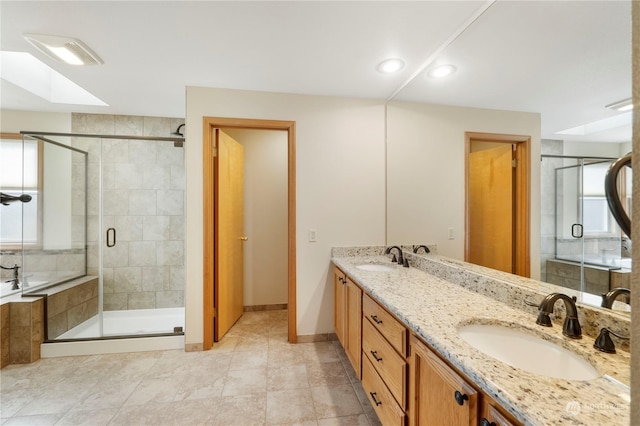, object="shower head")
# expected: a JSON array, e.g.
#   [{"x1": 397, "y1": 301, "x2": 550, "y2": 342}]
[
  {"x1": 0, "y1": 192, "x2": 32, "y2": 206},
  {"x1": 171, "y1": 123, "x2": 185, "y2": 137}
]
